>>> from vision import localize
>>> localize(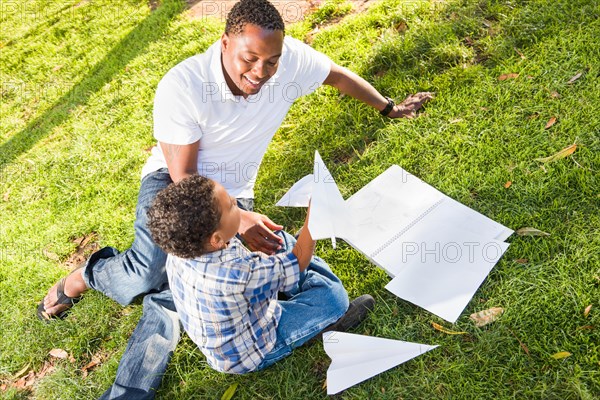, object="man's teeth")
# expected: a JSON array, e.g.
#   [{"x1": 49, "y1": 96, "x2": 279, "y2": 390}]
[{"x1": 245, "y1": 76, "x2": 259, "y2": 85}]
